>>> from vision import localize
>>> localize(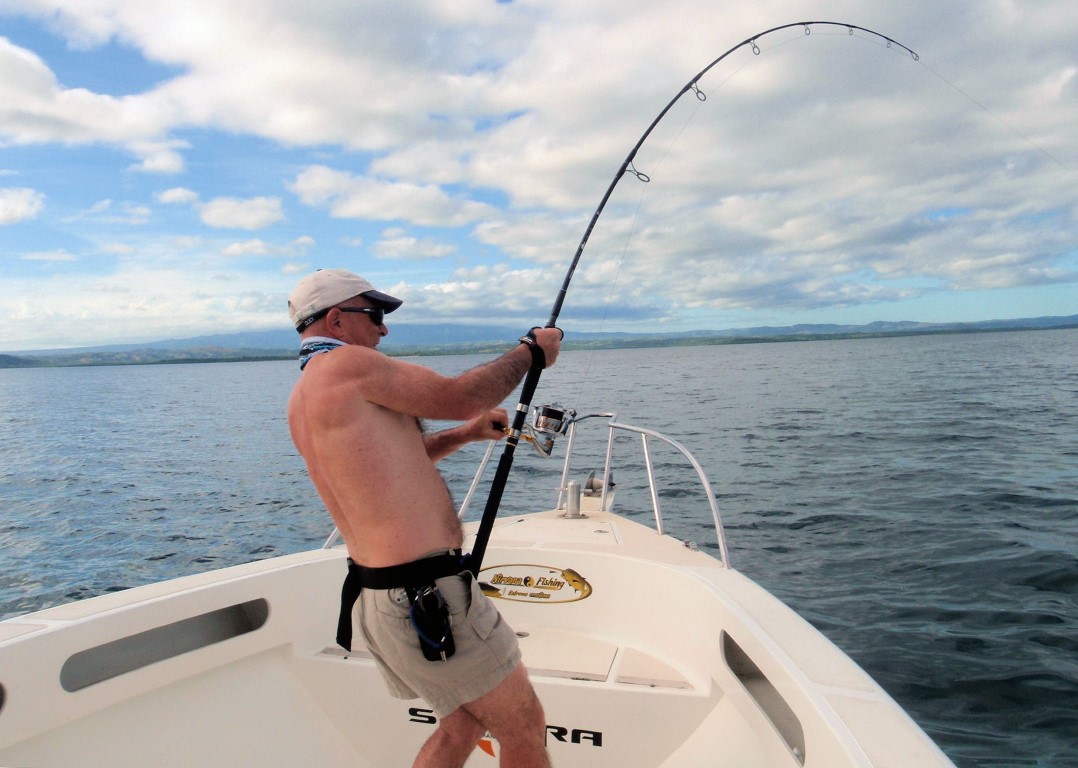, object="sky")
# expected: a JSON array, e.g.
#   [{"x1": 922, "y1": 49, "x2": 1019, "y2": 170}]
[{"x1": 0, "y1": 0, "x2": 1075, "y2": 351}]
